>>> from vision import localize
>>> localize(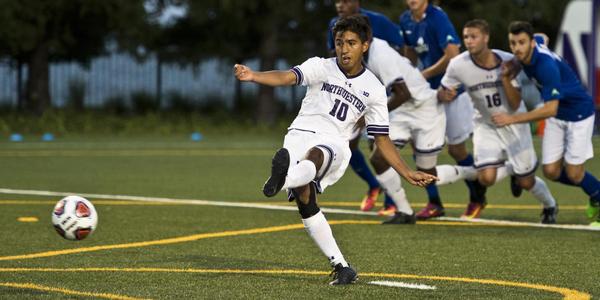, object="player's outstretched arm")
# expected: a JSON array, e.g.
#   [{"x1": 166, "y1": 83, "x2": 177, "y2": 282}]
[
  {"x1": 233, "y1": 64, "x2": 297, "y2": 87},
  {"x1": 373, "y1": 134, "x2": 437, "y2": 187}
]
